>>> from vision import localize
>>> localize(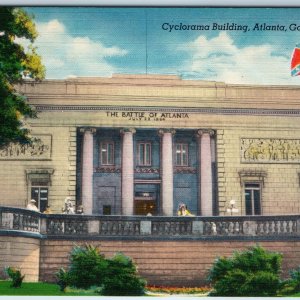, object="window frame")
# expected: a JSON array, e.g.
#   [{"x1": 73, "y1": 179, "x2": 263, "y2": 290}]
[
  {"x1": 244, "y1": 182, "x2": 262, "y2": 216},
  {"x1": 100, "y1": 141, "x2": 115, "y2": 165},
  {"x1": 137, "y1": 142, "x2": 152, "y2": 166},
  {"x1": 175, "y1": 143, "x2": 189, "y2": 166},
  {"x1": 31, "y1": 186, "x2": 49, "y2": 213}
]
